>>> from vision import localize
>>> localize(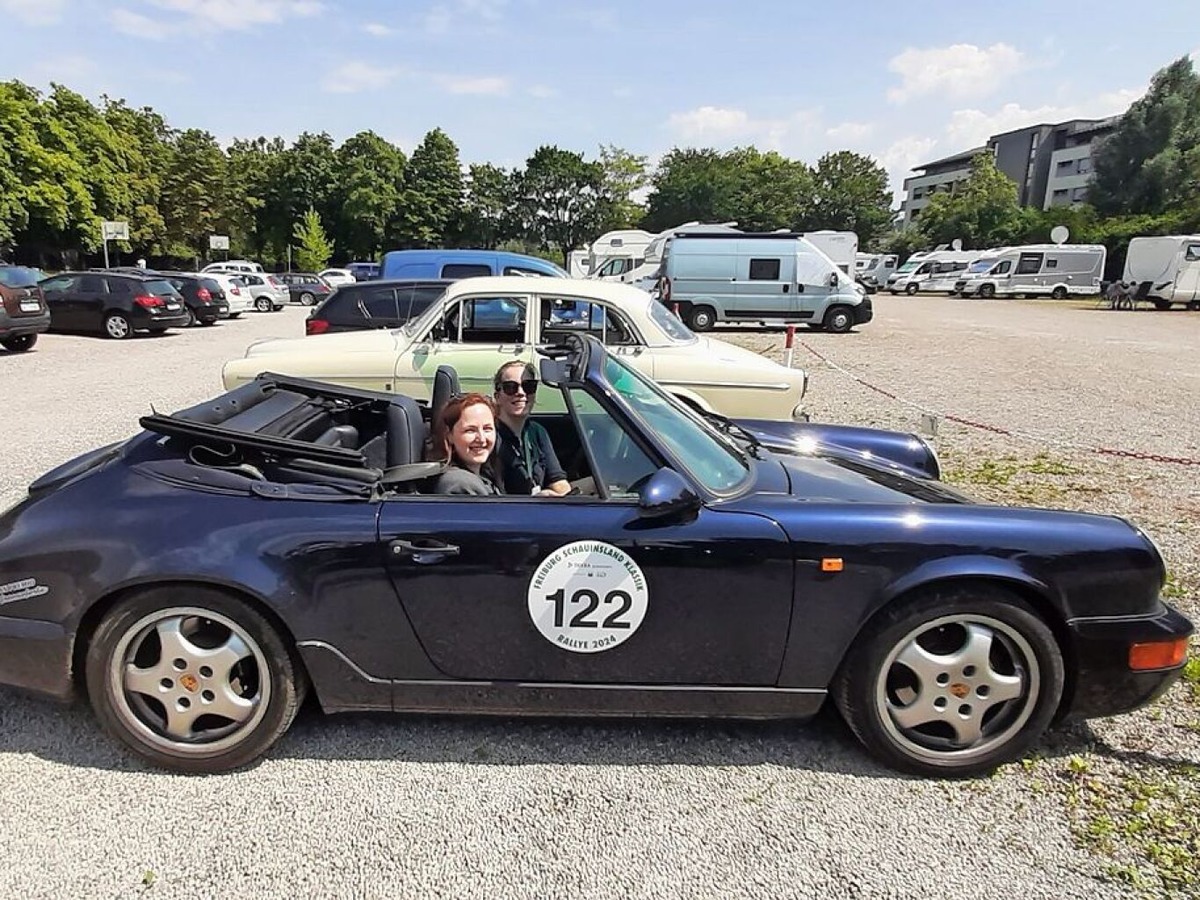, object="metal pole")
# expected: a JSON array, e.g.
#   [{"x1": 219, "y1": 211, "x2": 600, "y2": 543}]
[
  {"x1": 785, "y1": 324, "x2": 796, "y2": 368},
  {"x1": 102, "y1": 236, "x2": 109, "y2": 269}
]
